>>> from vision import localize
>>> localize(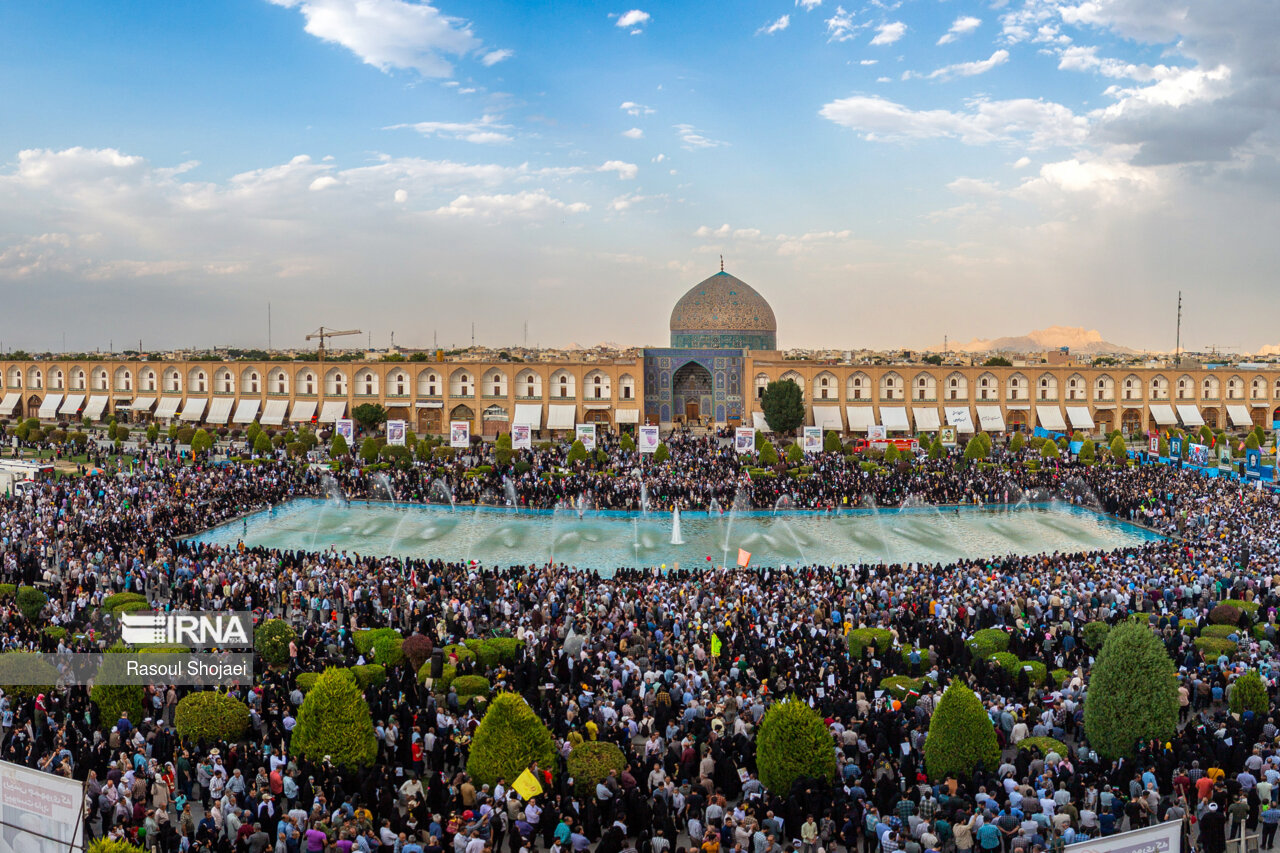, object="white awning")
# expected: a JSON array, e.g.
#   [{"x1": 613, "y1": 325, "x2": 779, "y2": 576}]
[
  {"x1": 287, "y1": 400, "x2": 315, "y2": 423},
  {"x1": 583, "y1": 403, "x2": 611, "y2": 410},
  {"x1": 154, "y1": 397, "x2": 181, "y2": 419},
  {"x1": 206, "y1": 397, "x2": 235, "y2": 425},
  {"x1": 1005, "y1": 403, "x2": 1031, "y2": 410},
  {"x1": 1176, "y1": 404, "x2": 1205, "y2": 428},
  {"x1": 976, "y1": 406, "x2": 1006, "y2": 432},
  {"x1": 59, "y1": 394, "x2": 85, "y2": 416},
  {"x1": 944, "y1": 406, "x2": 975, "y2": 434},
  {"x1": 1227, "y1": 404, "x2": 1253, "y2": 428},
  {"x1": 232, "y1": 399, "x2": 260, "y2": 424},
  {"x1": 84, "y1": 396, "x2": 109, "y2": 420},
  {"x1": 752, "y1": 411, "x2": 770, "y2": 432},
  {"x1": 261, "y1": 399, "x2": 289, "y2": 426},
  {"x1": 846, "y1": 406, "x2": 876, "y2": 432},
  {"x1": 513, "y1": 403, "x2": 543, "y2": 430},
  {"x1": 38, "y1": 394, "x2": 63, "y2": 419},
  {"x1": 0, "y1": 393, "x2": 19, "y2": 416},
  {"x1": 616, "y1": 408, "x2": 640, "y2": 424},
  {"x1": 547, "y1": 404, "x2": 576, "y2": 430},
  {"x1": 1066, "y1": 406, "x2": 1095, "y2": 430},
  {"x1": 129, "y1": 397, "x2": 156, "y2": 412},
  {"x1": 414, "y1": 401, "x2": 443, "y2": 408},
  {"x1": 179, "y1": 398, "x2": 208, "y2": 422},
  {"x1": 912, "y1": 407, "x2": 941, "y2": 431},
  {"x1": 1036, "y1": 406, "x2": 1068, "y2": 432},
  {"x1": 318, "y1": 401, "x2": 346, "y2": 424},
  {"x1": 1093, "y1": 403, "x2": 1116, "y2": 410},
  {"x1": 881, "y1": 406, "x2": 910, "y2": 432},
  {"x1": 1149, "y1": 404, "x2": 1177, "y2": 426},
  {"x1": 812, "y1": 405, "x2": 844, "y2": 433}
]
